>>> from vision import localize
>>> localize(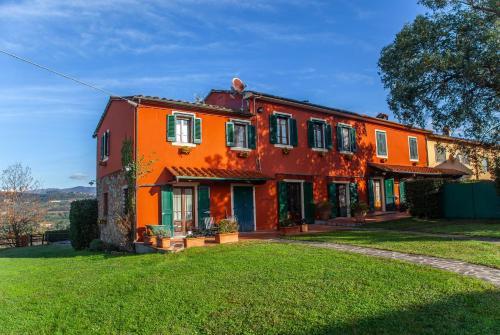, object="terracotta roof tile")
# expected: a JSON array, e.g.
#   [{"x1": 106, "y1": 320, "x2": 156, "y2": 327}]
[
  {"x1": 368, "y1": 163, "x2": 466, "y2": 176},
  {"x1": 167, "y1": 166, "x2": 271, "y2": 182}
]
